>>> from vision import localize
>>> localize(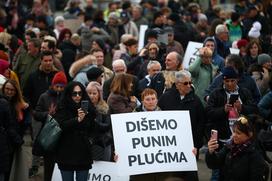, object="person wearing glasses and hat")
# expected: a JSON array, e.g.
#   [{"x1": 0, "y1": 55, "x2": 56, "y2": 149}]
[
  {"x1": 206, "y1": 116, "x2": 266, "y2": 181},
  {"x1": 158, "y1": 70, "x2": 205, "y2": 181}
]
